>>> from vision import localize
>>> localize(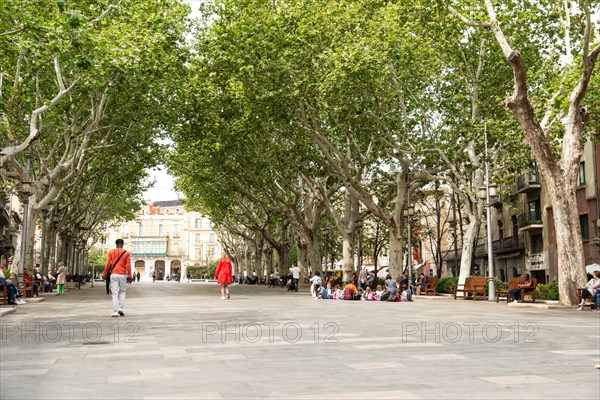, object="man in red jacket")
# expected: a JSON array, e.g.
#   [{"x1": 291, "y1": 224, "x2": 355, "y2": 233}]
[{"x1": 102, "y1": 239, "x2": 132, "y2": 317}]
